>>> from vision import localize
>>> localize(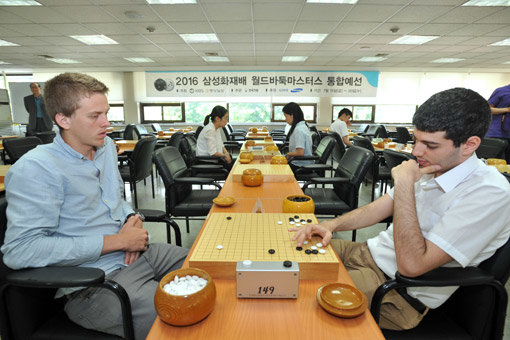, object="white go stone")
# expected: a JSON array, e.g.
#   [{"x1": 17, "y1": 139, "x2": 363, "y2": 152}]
[
  {"x1": 319, "y1": 249, "x2": 326, "y2": 254},
  {"x1": 311, "y1": 246, "x2": 317, "y2": 250},
  {"x1": 277, "y1": 221, "x2": 283, "y2": 225},
  {"x1": 289, "y1": 221, "x2": 295, "y2": 225},
  {"x1": 216, "y1": 245, "x2": 223, "y2": 250},
  {"x1": 303, "y1": 241, "x2": 309, "y2": 245},
  {"x1": 295, "y1": 223, "x2": 301, "y2": 227},
  {"x1": 316, "y1": 243, "x2": 323, "y2": 248},
  {"x1": 163, "y1": 275, "x2": 208, "y2": 296}
]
